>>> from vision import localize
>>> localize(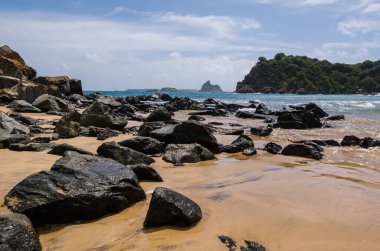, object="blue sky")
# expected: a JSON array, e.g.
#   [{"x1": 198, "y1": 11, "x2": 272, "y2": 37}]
[{"x1": 0, "y1": 0, "x2": 379, "y2": 91}]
